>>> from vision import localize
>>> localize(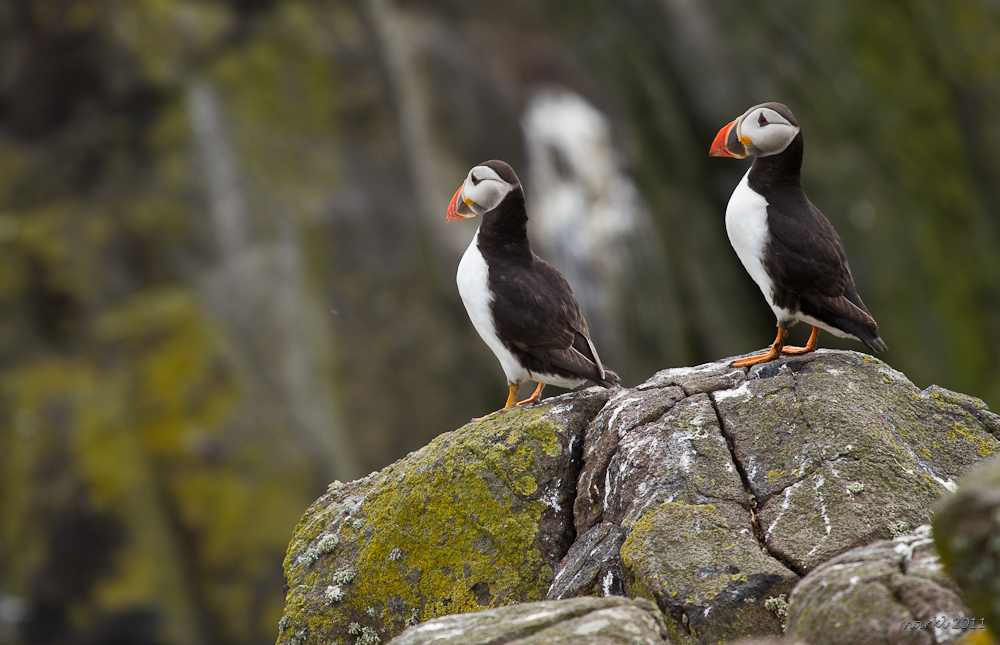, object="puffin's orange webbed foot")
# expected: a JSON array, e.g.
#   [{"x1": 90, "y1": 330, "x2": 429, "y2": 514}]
[
  {"x1": 781, "y1": 326, "x2": 820, "y2": 355},
  {"x1": 731, "y1": 347, "x2": 782, "y2": 367},
  {"x1": 731, "y1": 328, "x2": 790, "y2": 367},
  {"x1": 515, "y1": 383, "x2": 545, "y2": 407}
]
